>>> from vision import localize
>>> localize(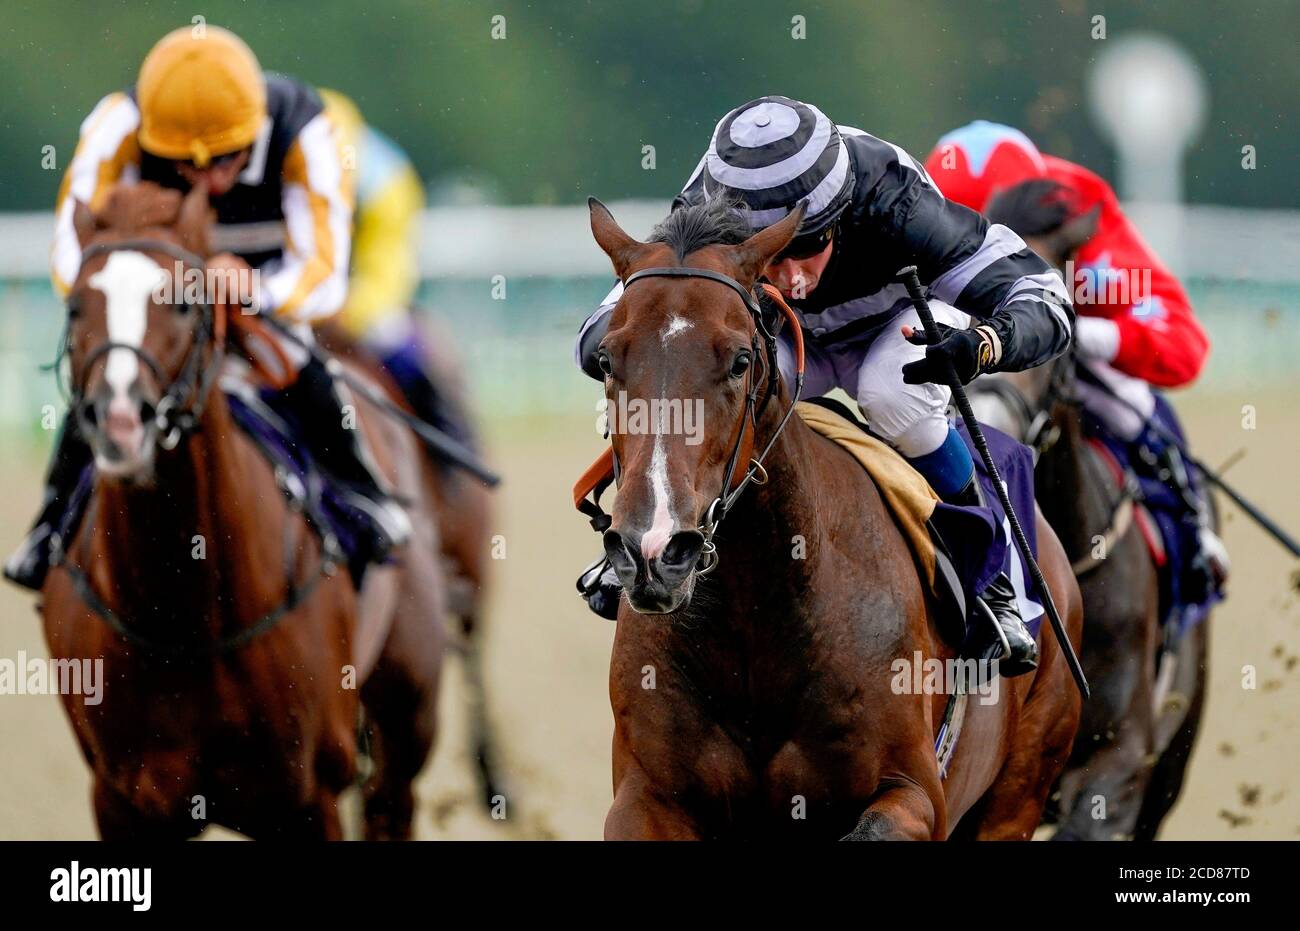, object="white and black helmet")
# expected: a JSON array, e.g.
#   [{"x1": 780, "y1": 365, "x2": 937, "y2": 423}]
[{"x1": 702, "y1": 96, "x2": 854, "y2": 238}]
